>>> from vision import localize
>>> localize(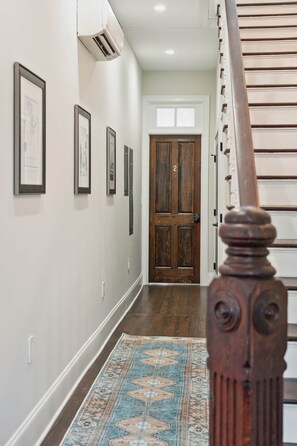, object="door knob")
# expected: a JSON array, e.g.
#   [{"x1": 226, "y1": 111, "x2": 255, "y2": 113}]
[{"x1": 194, "y1": 213, "x2": 200, "y2": 223}]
